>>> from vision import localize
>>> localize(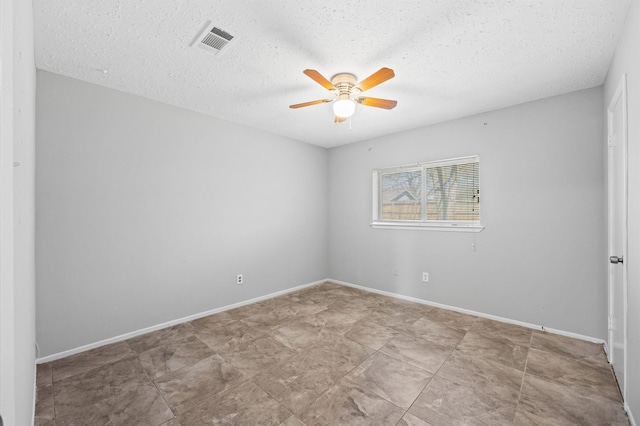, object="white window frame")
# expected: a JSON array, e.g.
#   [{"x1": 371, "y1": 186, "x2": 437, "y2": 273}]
[{"x1": 371, "y1": 155, "x2": 484, "y2": 232}]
